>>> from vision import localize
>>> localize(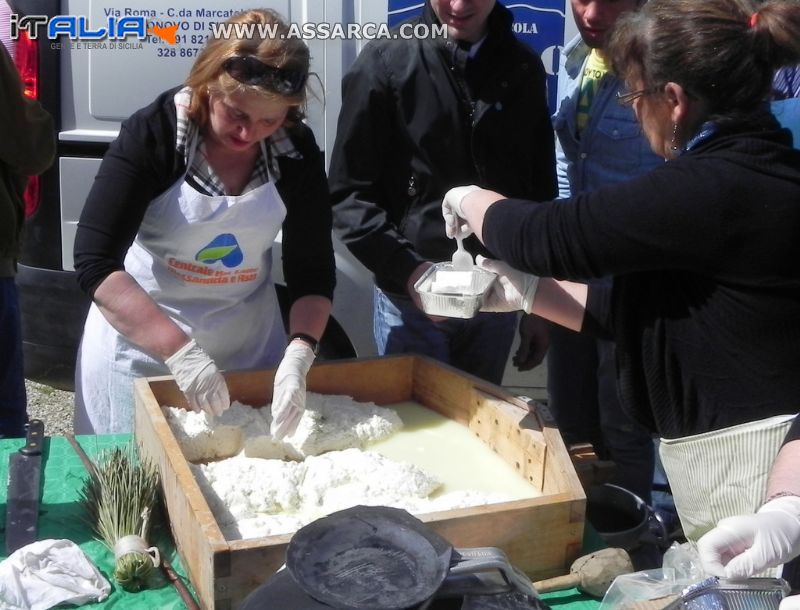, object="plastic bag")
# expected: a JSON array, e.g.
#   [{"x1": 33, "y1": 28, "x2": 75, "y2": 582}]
[
  {"x1": 599, "y1": 542, "x2": 706, "y2": 609},
  {"x1": 661, "y1": 542, "x2": 706, "y2": 583}
]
